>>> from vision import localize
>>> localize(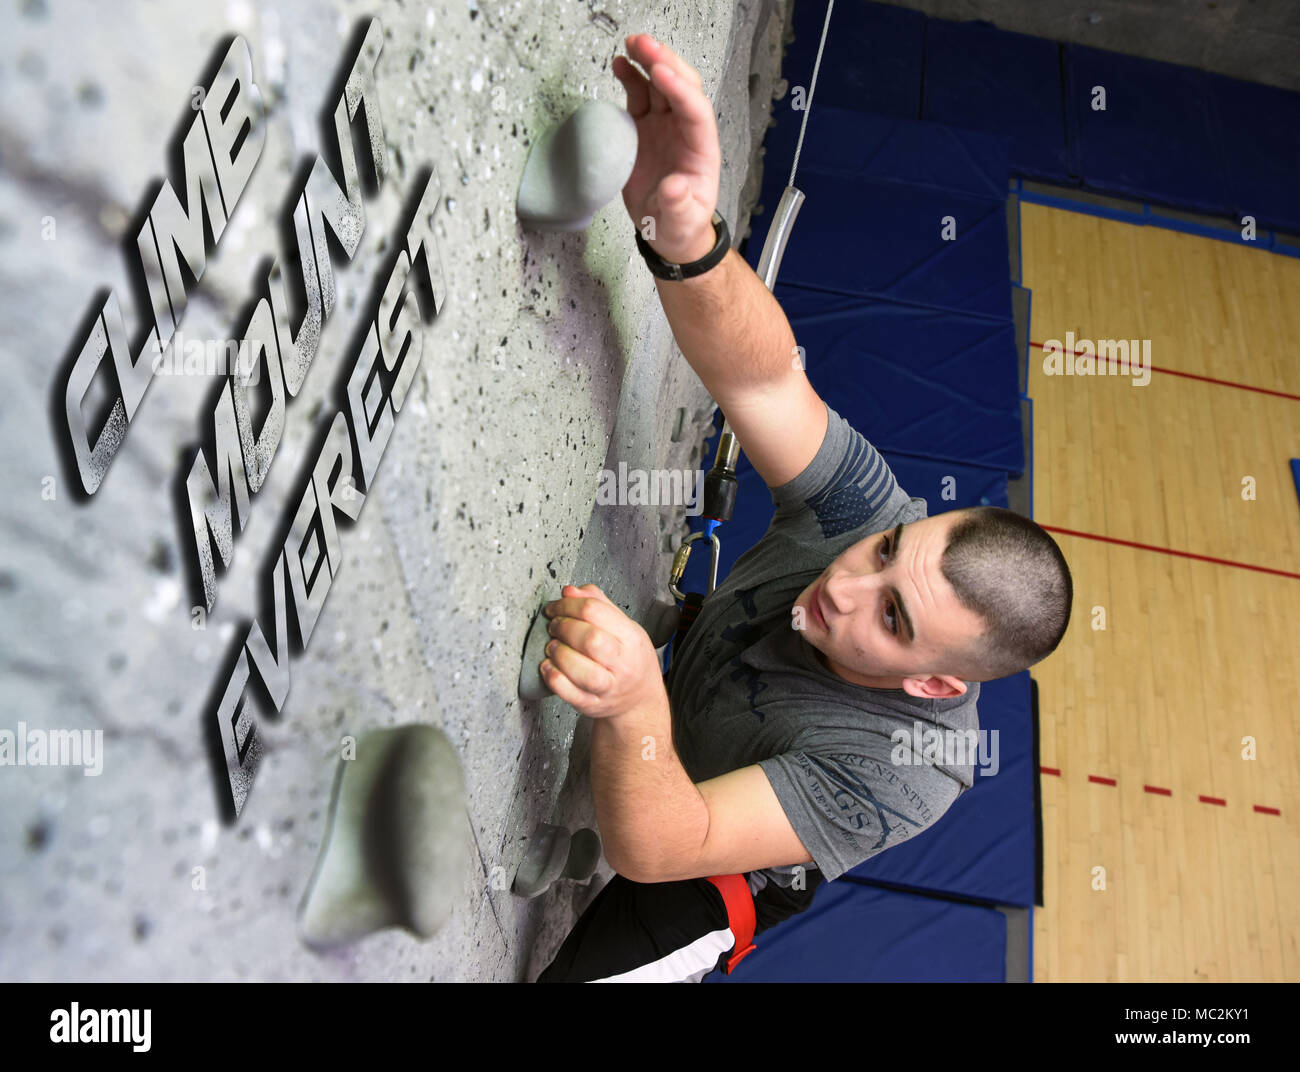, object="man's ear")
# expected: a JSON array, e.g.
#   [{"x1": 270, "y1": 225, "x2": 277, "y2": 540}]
[{"x1": 901, "y1": 674, "x2": 968, "y2": 700}]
